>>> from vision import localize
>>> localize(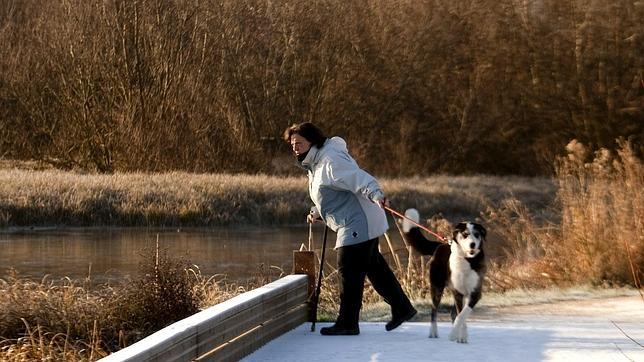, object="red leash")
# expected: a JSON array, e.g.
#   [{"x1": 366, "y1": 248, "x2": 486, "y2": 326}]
[{"x1": 384, "y1": 206, "x2": 448, "y2": 242}]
